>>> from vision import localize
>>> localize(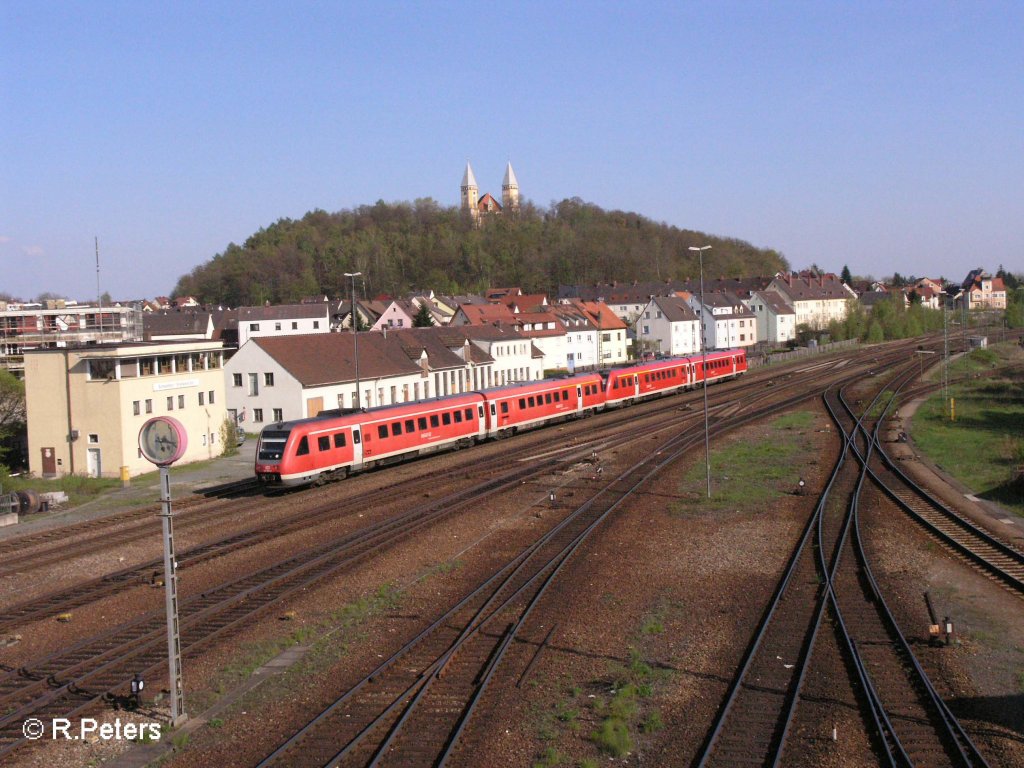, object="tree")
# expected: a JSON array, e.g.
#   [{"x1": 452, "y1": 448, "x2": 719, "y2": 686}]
[
  {"x1": 841, "y1": 264, "x2": 852, "y2": 284},
  {"x1": 413, "y1": 302, "x2": 435, "y2": 327},
  {"x1": 0, "y1": 370, "x2": 25, "y2": 437}
]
